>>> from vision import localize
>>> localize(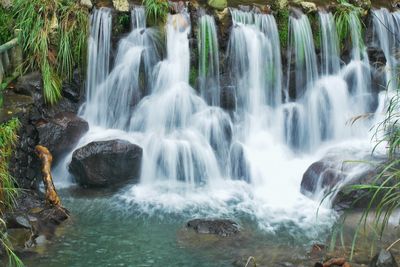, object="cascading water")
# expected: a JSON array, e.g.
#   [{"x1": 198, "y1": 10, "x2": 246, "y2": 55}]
[
  {"x1": 84, "y1": 8, "x2": 112, "y2": 111},
  {"x1": 63, "y1": 6, "x2": 395, "y2": 234},
  {"x1": 319, "y1": 12, "x2": 340, "y2": 75},
  {"x1": 198, "y1": 14, "x2": 220, "y2": 106},
  {"x1": 228, "y1": 9, "x2": 282, "y2": 114},
  {"x1": 287, "y1": 12, "x2": 318, "y2": 99},
  {"x1": 84, "y1": 7, "x2": 161, "y2": 129},
  {"x1": 372, "y1": 8, "x2": 400, "y2": 91}
]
